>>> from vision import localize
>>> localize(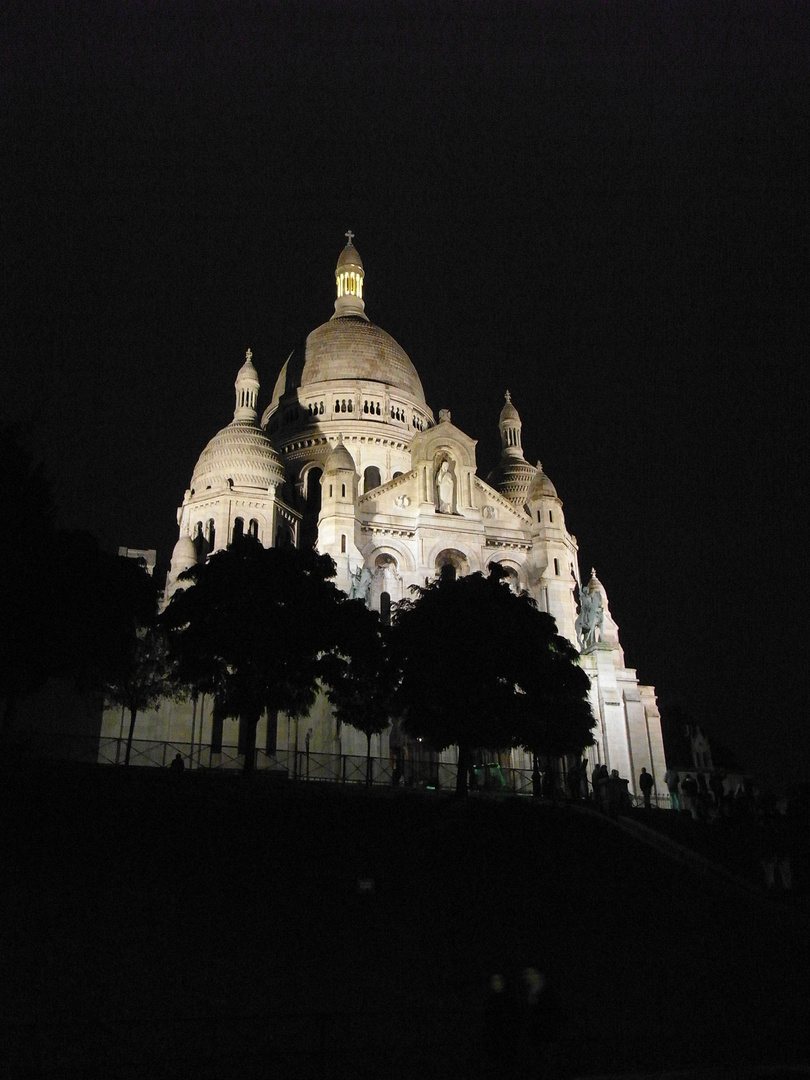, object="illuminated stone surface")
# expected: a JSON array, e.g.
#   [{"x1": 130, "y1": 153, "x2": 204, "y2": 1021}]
[{"x1": 108, "y1": 237, "x2": 666, "y2": 796}]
